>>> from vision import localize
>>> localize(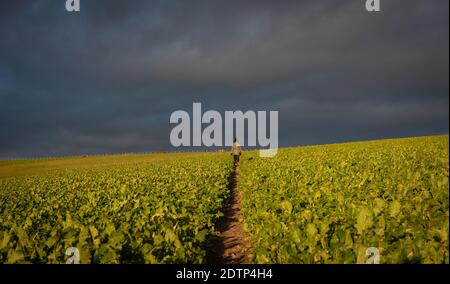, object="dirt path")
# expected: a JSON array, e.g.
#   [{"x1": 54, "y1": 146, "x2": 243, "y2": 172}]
[{"x1": 207, "y1": 162, "x2": 250, "y2": 264}]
